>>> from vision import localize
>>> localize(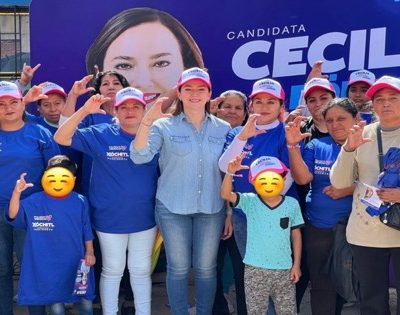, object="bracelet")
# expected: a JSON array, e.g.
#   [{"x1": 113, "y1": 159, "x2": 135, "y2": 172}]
[
  {"x1": 287, "y1": 143, "x2": 300, "y2": 149},
  {"x1": 226, "y1": 172, "x2": 243, "y2": 177}
]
